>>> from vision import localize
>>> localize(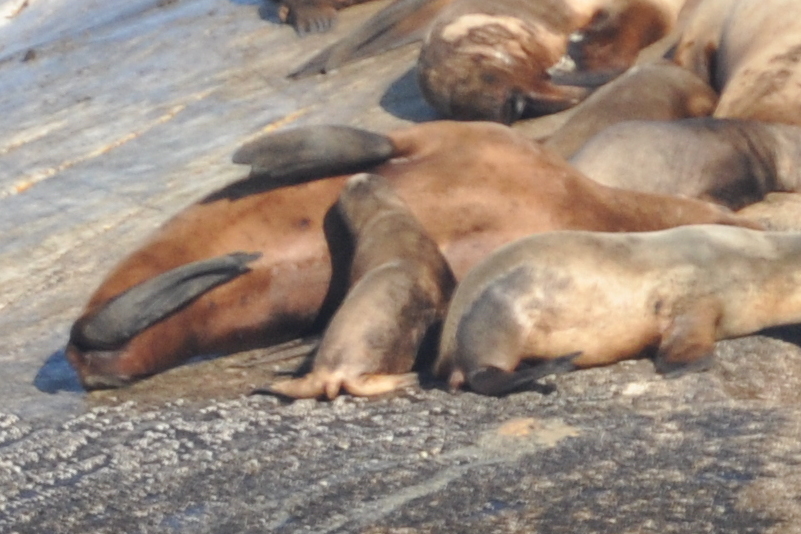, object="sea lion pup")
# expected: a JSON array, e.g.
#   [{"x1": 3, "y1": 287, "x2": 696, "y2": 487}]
[
  {"x1": 671, "y1": 0, "x2": 801, "y2": 125},
  {"x1": 275, "y1": 0, "x2": 376, "y2": 35},
  {"x1": 542, "y1": 61, "x2": 716, "y2": 159},
  {"x1": 570, "y1": 117, "x2": 801, "y2": 210},
  {"x1": 437, "y1": 225, "x2": 801, "y2": 395},
  {"x1": 66, "y1": 121, "x2": 759, "y2": 390},
  {"x1": 260, "y1": 173, "x2": 455, "y2": 400}
]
